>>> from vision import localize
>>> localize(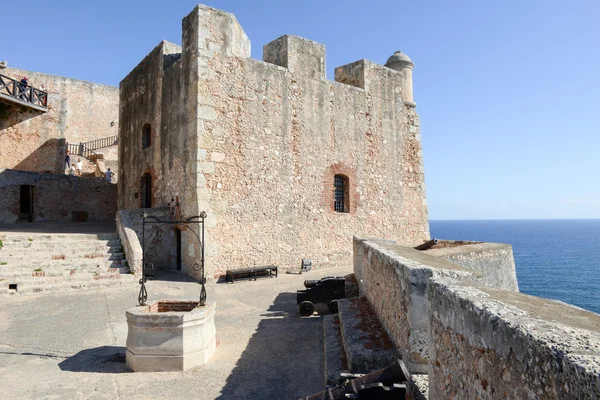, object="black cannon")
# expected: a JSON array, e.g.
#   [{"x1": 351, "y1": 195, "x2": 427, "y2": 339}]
[{"x1": 297, "y1": 276, "x2": 346, "y2": 316}]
